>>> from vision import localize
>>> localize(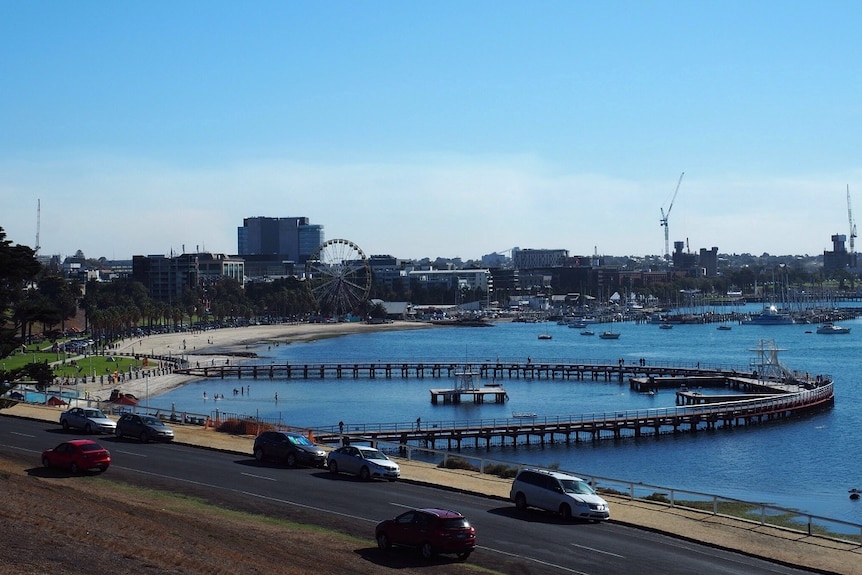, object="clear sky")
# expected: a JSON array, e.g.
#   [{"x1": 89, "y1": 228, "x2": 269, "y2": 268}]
[{"x1": 2, "y1": 1, "x2": 861, "y2": 262}]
